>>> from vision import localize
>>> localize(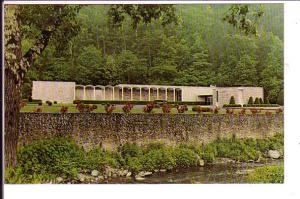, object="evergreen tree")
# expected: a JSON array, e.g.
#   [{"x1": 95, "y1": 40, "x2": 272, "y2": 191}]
[
  {"x1": 248, "y1": 96, "x2": 254, "y2": 104},
  {"x1": 229, "y1": 96, "x2": 236, "y2": 105},
  {"x1": 254, "y1": 97, "x2": 260, "y2": 104}
]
